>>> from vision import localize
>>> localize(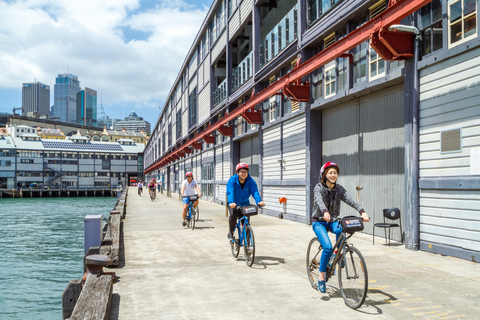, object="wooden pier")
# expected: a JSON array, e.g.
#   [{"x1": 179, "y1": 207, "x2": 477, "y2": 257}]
[{"x1": 0, "y1": 188, "x2": 120, "y2": 198}]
